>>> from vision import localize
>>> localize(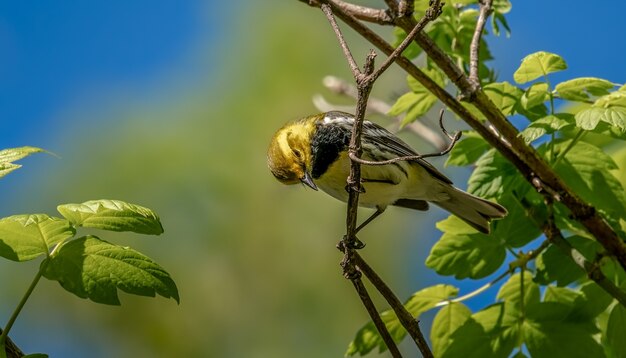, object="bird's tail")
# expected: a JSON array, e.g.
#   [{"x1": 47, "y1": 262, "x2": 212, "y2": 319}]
[{"x1": 434, "y1": 187, "x2": 507, "y2": 234}]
